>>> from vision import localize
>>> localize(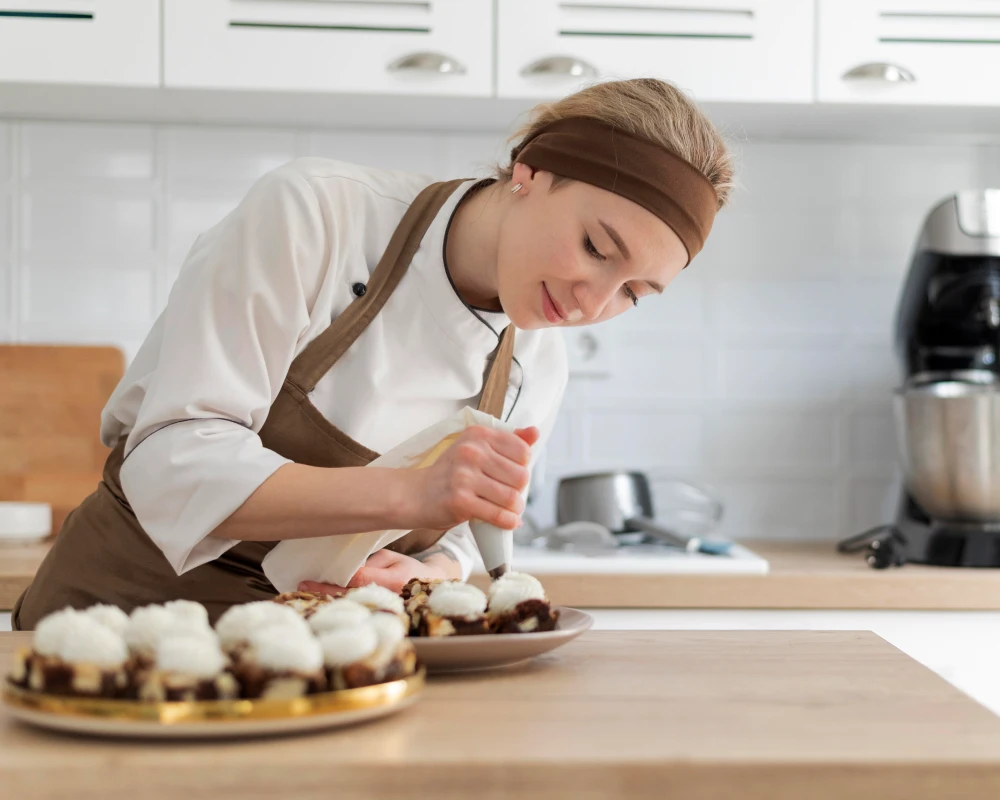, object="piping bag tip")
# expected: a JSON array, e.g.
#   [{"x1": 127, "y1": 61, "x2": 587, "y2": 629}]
[{"x1": 470, "y1": 520, "x2": 513, "y2": 581}]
